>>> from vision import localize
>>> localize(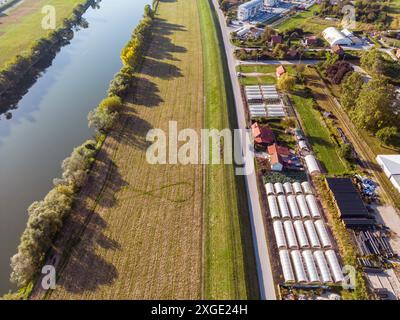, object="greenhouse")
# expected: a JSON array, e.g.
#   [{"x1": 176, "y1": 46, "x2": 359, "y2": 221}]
[
  {"x1": 296, "y1": 194, "x2": 311, "y2": 219},
  {"x1": 294, "y1": 220, "x2": 310, "y2": 249},
  {"x1": 277, "y1": 195, "x2": 291, "y2": 220},
  {"x1": 292, "y1": 182, "x2": 303, "y2": 194},
  {"x1": 302, "y1": 250, "x2": 320, "y2": 284},
  {"x1": 306, "y1": 194, "x2": 321, "y2": 219},
  {"x1": 267, "y1": 195, "x2": 280, "y2": 219},
  {"x1": 279, "y1": 250, "x2": 296, "y2": 284},
  {"x1": 283, "y1": 182, "x2": 293, "y2": 195},
  {"x1": 287, "y1": 195, "x2": 301, "y2": 220},
  {"x1": 283, "y1": 220, "x2": 298, "y2": 249},
  {"x1": 313, "y1": 251, "x2": 332, "y2": 284},
  {"x1": 315, "y1": 219, "x2": 332, "y2": 248},
  {"x1": 273, "y1": 220, "x2": 287, "y2": 249},
  {"x1": 301, "y1": 181, "x2": 313, "y2": 195},
  {"x1": 325, "y1": 250, "x2": 344, "y2": 283},
  {"x1": 274, "y1": 182, "x2": 284, "y2": 195},
  {"x1": 304, "y1": 220, "x2": 321, "y2": 248},
  {"x1": 290, "y1": 250, "x2": 308, "y2": 283},
  {"x1": 265, "y1": 183, "x2": 275, "y2": 196}
]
